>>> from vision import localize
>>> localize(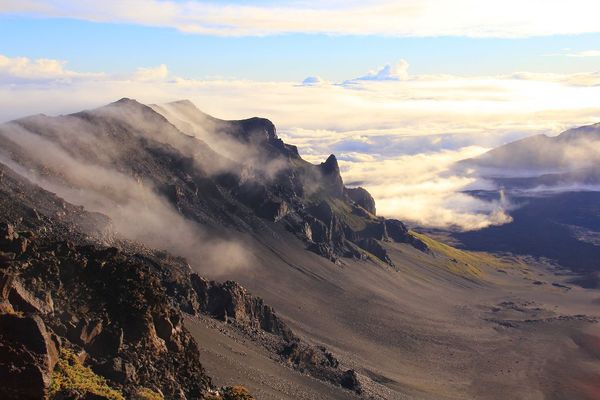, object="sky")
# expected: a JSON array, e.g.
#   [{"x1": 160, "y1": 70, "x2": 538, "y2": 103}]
[{"x1": 1, "y1": 0, "x2": 600, "y2": 229}]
